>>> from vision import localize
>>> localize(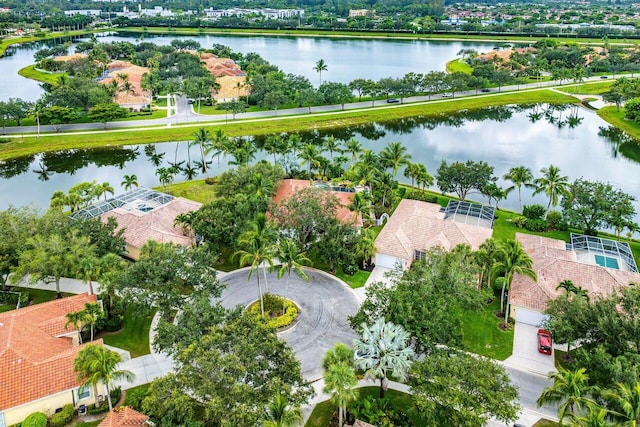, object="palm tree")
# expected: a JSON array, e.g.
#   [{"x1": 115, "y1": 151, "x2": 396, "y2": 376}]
[
  {"x1": 65, "y1": 310, "x2": 86, "y2": 344},
  {"x1": 348, "y1": 191, "x2": 372, "y2": 224},
  {"x1": 73, "y1": 344, "x2": 135, "y2": 411},
  {"x1": 345, "y1": 137, "x2": 362, "y2": 161},
  {"x1": 356, "y1": 228, "x2": 377, "y2": 269},
  {"x1": 403, "y1": 162, "x2": 424, "y2": 192},
  {"x1": 323, "y1": 136, "x2": 342, "y2": 161},
  {"x1": 474, "y1": 238, "x2": 498, "y2": 290},
  {"x1": 206, "y1": 128, "x2": 229, "y2": 168},
  {"x1": 174, "y1": 212, "x2": 196, "y2": 239},
  {"x1": 96, "y1": 181, "x2": 114, "y2": 201},
  {"x1": 82, "y1": 302, "x2": 102, "y2": 342},
  {"x1": 235, "y1": 214, "x2": 275, "y2": 316},
  {"x1": 533, "y1": 165, "x2": 571, "y2": 210},
  {"x1": 120, "y1": 174, "x2": 138, "y2": 191},
  {"x1": 192, "y1": 128, "x2": 212, "y2": 177},
  {"x1": 567, "y1": 406, "x2": 615, "y2": 427},
  {"x1": 76, "y1": 255, "x2": 101, "y2": 295},
  {"x1": 313, "y1": 59, "x2": 328, "y2": 86},
  {"x1": 273, "y1": 238, "x2": 311, "y2": 314},
  {"x1": 323, "y1": 362, "x2": 358, "y2": 427},
  {"x1": 603, "y1": 382, "x2": 640, "y2": 426},
  {"x1": 503, "y1": 166, "x2": 535, "y2": 212},
  {"x1": 322, "y1": 343, "x2": 354, "y2": 371},
  {"x1": 492, "y1": 239, "x2": 537, "y2": 323},
  {"x1": 353, "y1": 319, "x2": 414, "y2": 398},
  {"x1": 537, "y1": 367, "x2": 595, "y2": 424},
  {"x1": 380, "y1": 142, "x2": 411, "y2": 177},
  {"x1": 299, "y1": 143, "x2": 319, "y2": 179},
  {"x1": 263, "y1": 392, "x2": 303, "y2": 427}
]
